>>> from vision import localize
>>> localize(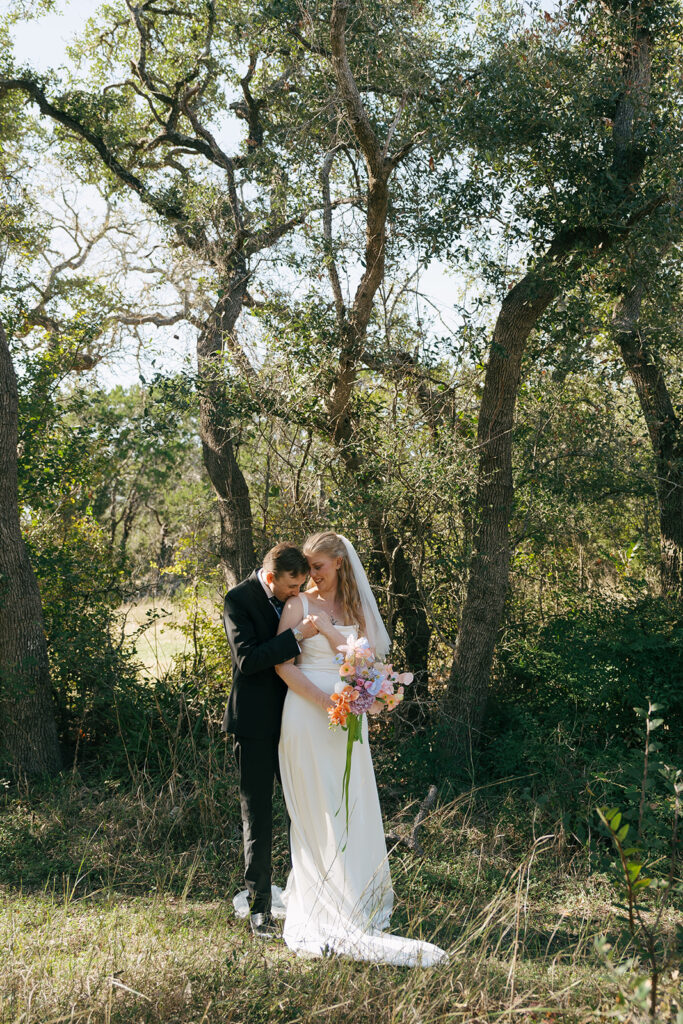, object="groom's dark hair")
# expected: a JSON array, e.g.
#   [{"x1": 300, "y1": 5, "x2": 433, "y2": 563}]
[{"x1": 263, "y1": 542, "x2": 308, "y2": 578}]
